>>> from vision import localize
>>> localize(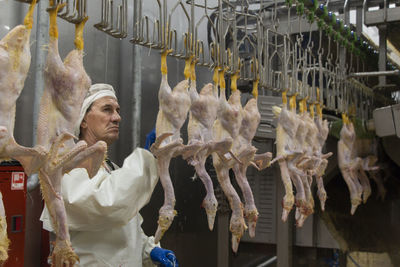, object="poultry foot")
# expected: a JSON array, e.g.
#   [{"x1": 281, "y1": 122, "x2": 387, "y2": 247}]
[
  {"x1": 51, "y1": 239, "x2": 79, "y2": 267},
  {"x1": 200, "y1": 192, "x2": 218, "y2": 231},
  {"x1": 154, "y1": 206, "x2": 177, "y2": 244},
  {"x1": 230, "y1": 213, "x2": 247, "y2": 253},
  {"x1": 245, "y1": 209, "x2": 259, "y2": 238}
]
